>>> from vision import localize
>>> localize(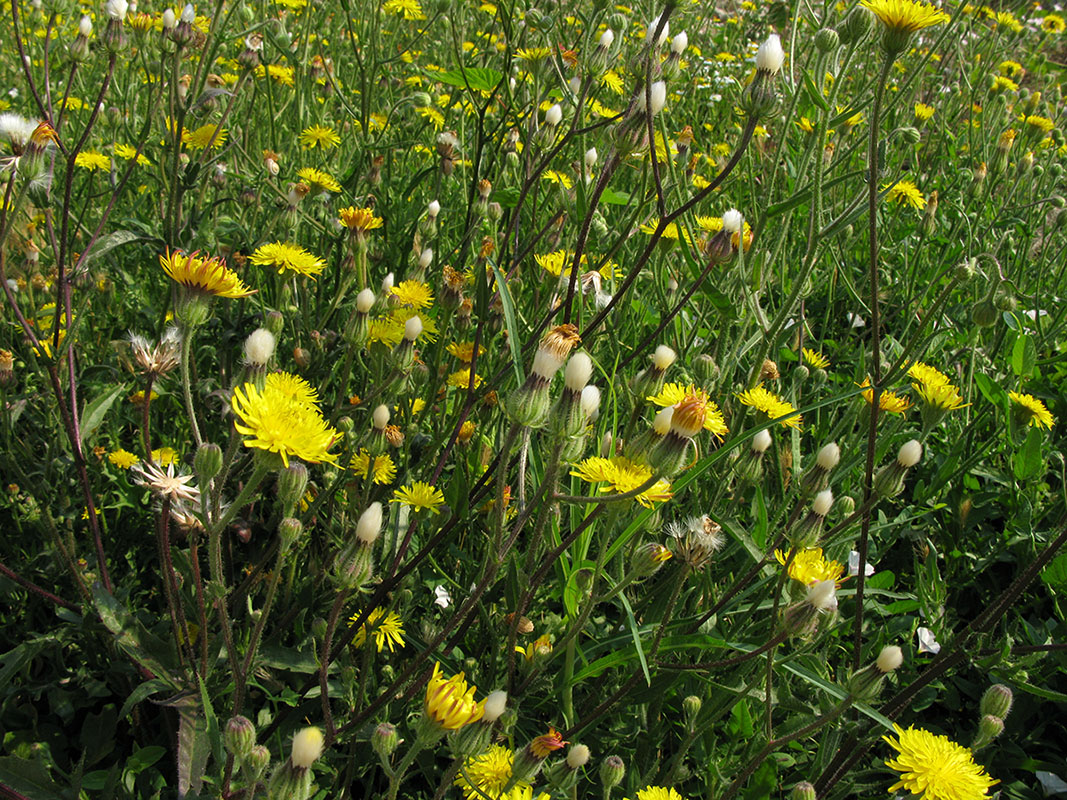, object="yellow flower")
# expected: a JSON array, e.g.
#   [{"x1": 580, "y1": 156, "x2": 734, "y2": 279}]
[
  {"x1": 391, "y1": 280, "x2": 434, "y2": 308},
  {"x1": 1023, "y1": 114, "x2": 1055, "y2": 134},
  {"x1": 182, "y1": 124, "x2": 226, "y2": 149},
  {"x1": 446, "y1": 341, "x2": 485, "y2": 363},
  {"x1": 998, "y1": 60, "x2": 1023, "y2": 77},
  {"x1": 774, "y1": 547, "x2": 845, "y2": 586},
  {"x1": 1008, "y1": 391, "x2": 1054, "y2": 429},
  {"x1": 383, "y1": 0, "x2": 425, "y2": 19},
  {"x1": 350, "y1": 449, "x2": 397, "y2": 484},
  {"x1": 114, "y1": 143, "x2": 151, "y2": 165},
  {"x1": 447, "y1": 369, "x2": 483, "y2": 389},
  {"x1": 108, "y1": 449, "x2": 139, "y2": 469},
  {"x1": 857, "y1": 378, "x2": 912, "y2": 415},
  {"x1": 914, "y1": 102, "x2": 935, "y2": 121},
  {"x1": 391, "y1": 481, "x2": 446, "y2": 513},
  {"x1": 736, "y1": 384, "x2": 802, "y2": 429},
  {"x1": 299, "y1": 124, "x2": 341, "y2": 149},
  {"x1": 884, "y1": 180, "x2": 926, "y2": 210},
  {"x1": 907, "y1": 361, "x2": 951, "y2": 387},
  {"x1": 993, "y1": 10, "x2": 1022, "y2": 32},
  {"x1": 424, "y1": 662, "x2": 484, "y2": 730},
  {"x1": 516, "y1": 46, "x2": 552, "y2": 61},
  {"x1": 571, "y1": 456, "x2": 673, "y2": 508},
  {"x1": 802, "y1": 348, "x2": 830, "y2": 369},
  {"x1": 264, "y1": 372, "x2": 319, "y2": 406},
  {"x1": 350, "y1": 608, "x2": 405, "y2": 652},
  {"x1": 254, "y1": 64, "x2": 295, "y2": 85},
  {"x1": 530, "y1": 728, "x2": 568, "y2": 758},
  {"x1": 796, "y1": 117, "x2": 816, "y2": 133},
  {"x1": 160, "y1": 249, "x2": 254, "y2": 299},
  {"x1": 624, "y1": 788, "x2": 685, "y2": 800},
  {"x1": 1042, "y1": 13, "x2": 1066, "y2": 32},
  {"x1": 74, "y1": 151, "x2": 111, "y2": 171},
  {"x1": 337, "y1": 206, "x2": 383, "y2": 233},
  {"x1": 601, "y1": 70, "x2": 624, "y2": 93},
  {"x1": 231, "y1": 375, "x2": 340, "y2": 467},
  {"x1": 542, "y1": 170, "x2": 573, "y2": 189},
  {"x1": 296, "y1": 167, "x2": 341, "y2": 193},
  {"x1": 646, "y1": 383, "x2": 729, "y2": 439},
  {"x1": 861, "y1": 0, "x2": 950, "y2": 33},
  {"x1": 915, "y1": 381, "x2": 966, "y2": 411},
  {"x1": 249, "y1": 242, "x2": 326, "y2": 278},
  {"x1": 455, "y1": 745, "x2": 532, "y2": 800},
  {"x1": 883, "y1": 725, "x2": 998, "y2": 799},
  {"x1": 151, "y1": 447, "x2": 179, "y2": 466}
]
